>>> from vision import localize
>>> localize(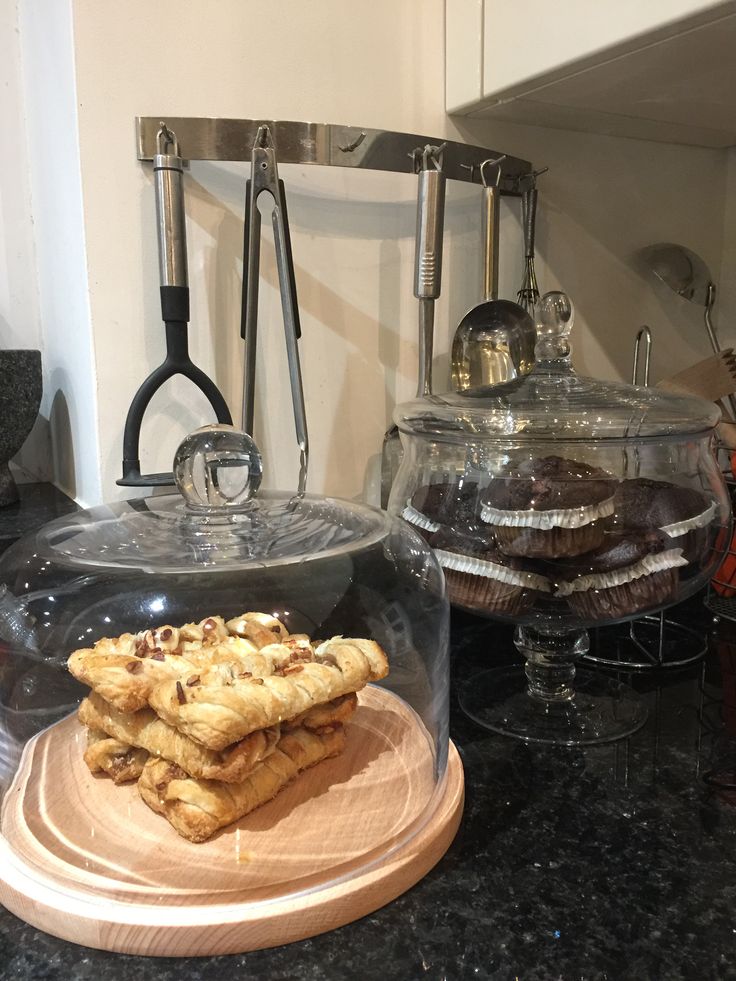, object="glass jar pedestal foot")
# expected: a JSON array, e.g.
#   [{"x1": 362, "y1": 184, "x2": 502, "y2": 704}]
[{"x1": 458, "y1": 625, "x2": 648, "y2": 746}]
